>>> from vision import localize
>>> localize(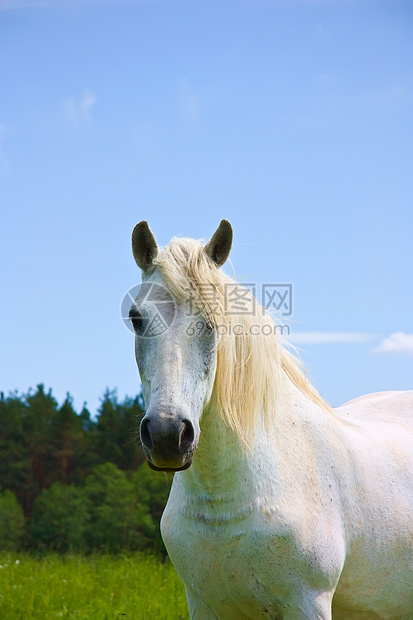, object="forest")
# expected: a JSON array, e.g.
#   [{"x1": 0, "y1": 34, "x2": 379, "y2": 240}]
[{"x1": 0, "y1": 385, "x2": 172, "y2": 554}]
